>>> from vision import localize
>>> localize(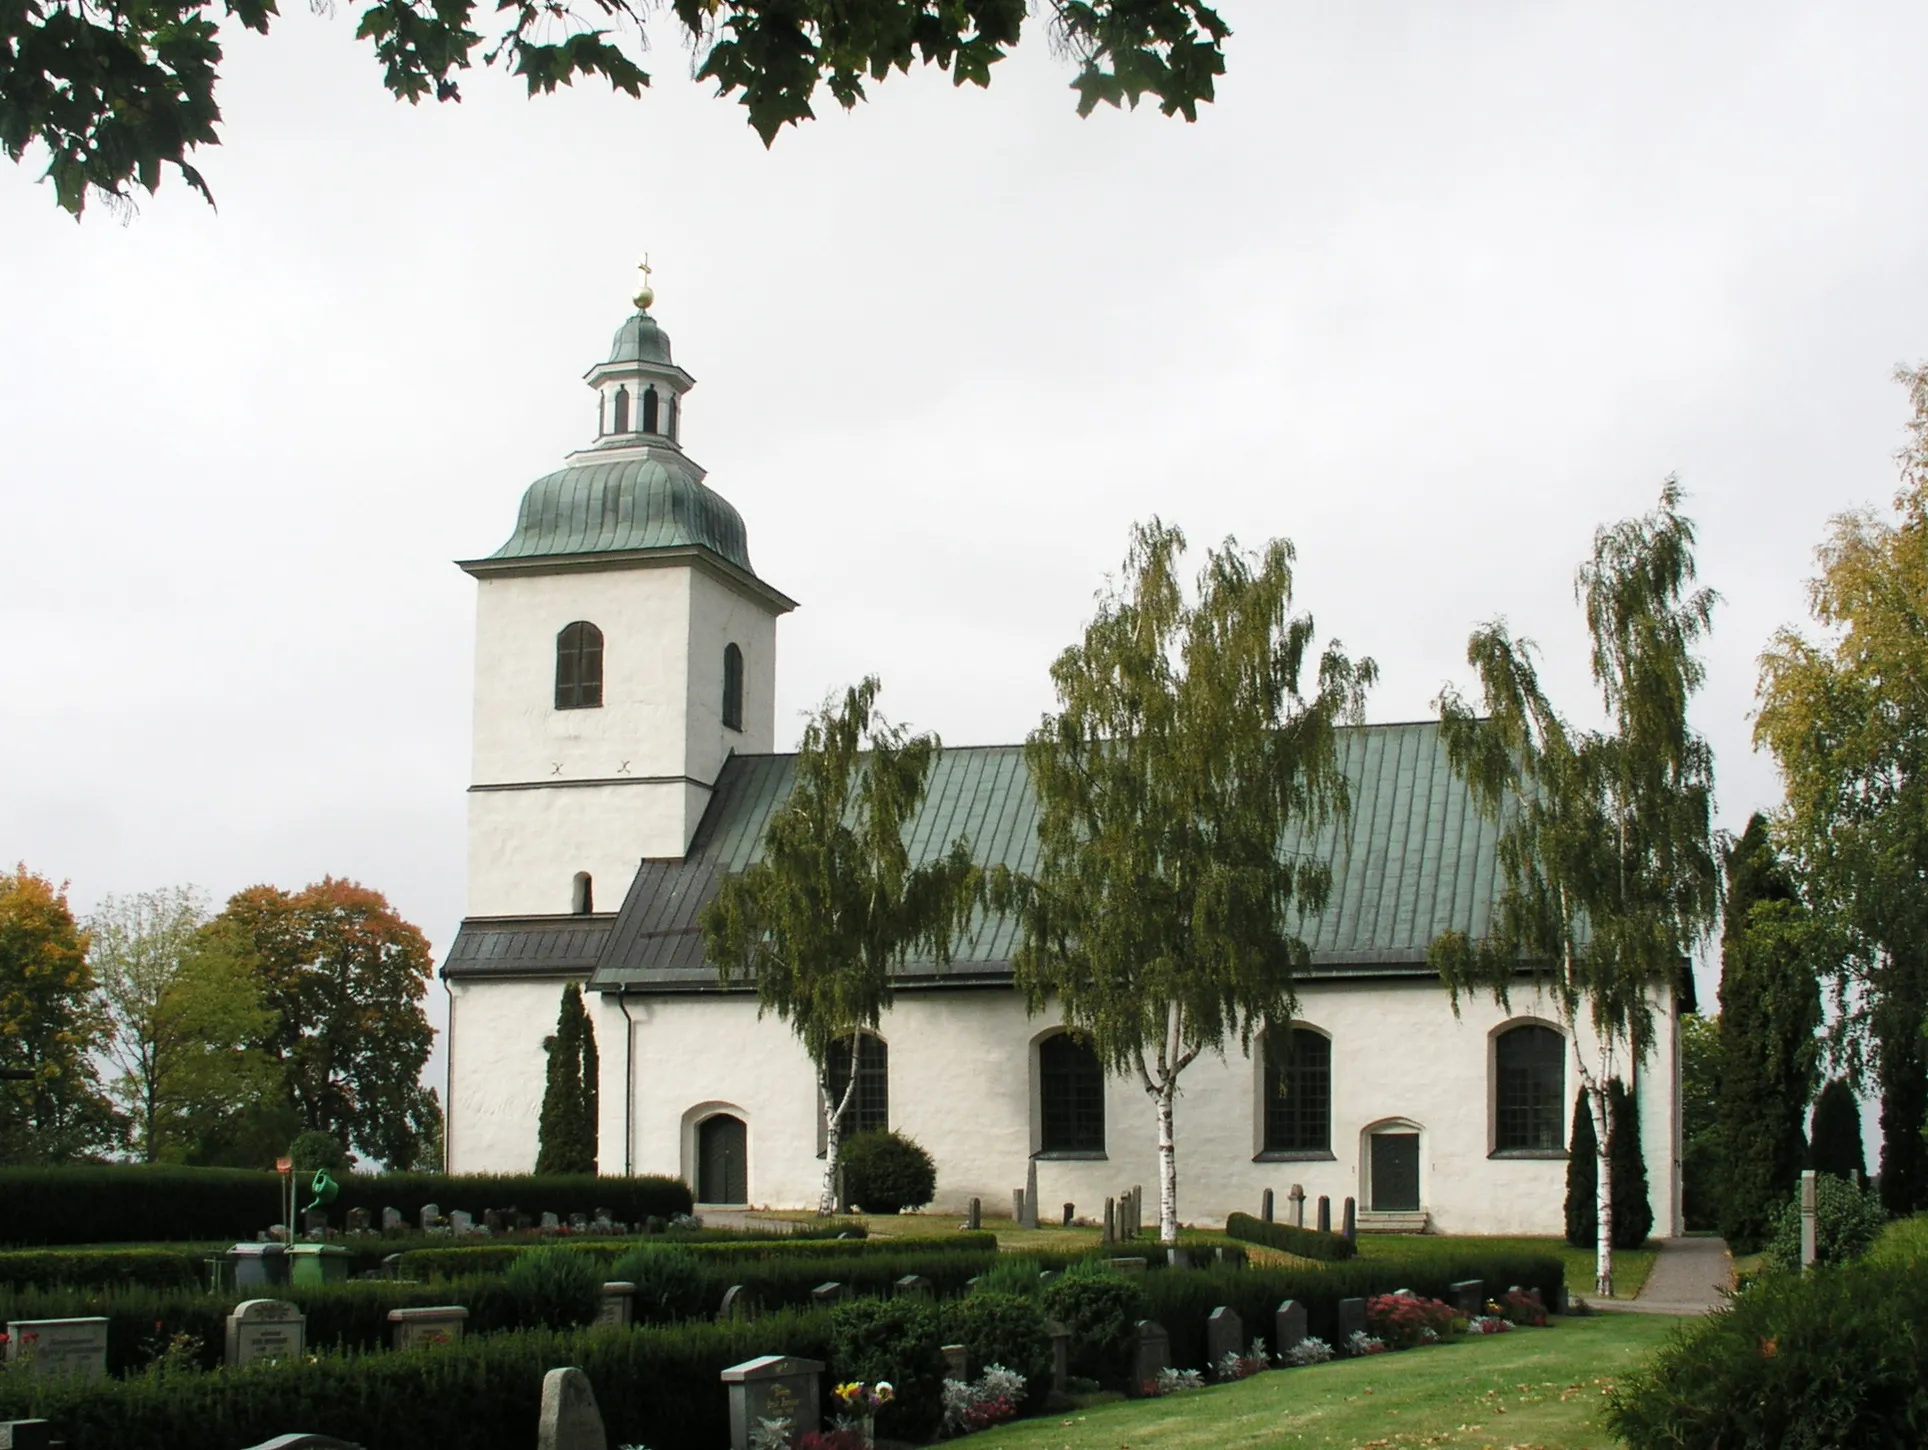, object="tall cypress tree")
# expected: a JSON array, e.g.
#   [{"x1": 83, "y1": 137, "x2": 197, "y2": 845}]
[
  {"x1": 535, "y1": 984, "x2": 598, "y2": 1175},
  {"x1": 1565, "y1": 1087, "x2": 1598, "y2": 1247},
  {"x1": 1809, "y1": 1078, "x2": 1867, "y2": 1181},
  {"x1": 1715, "y1": 815, "x2": 1821, "y2": 1252},
  {"x1": 1608, "y1": 1078, "x2": 1653, "y2": 1248}
]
